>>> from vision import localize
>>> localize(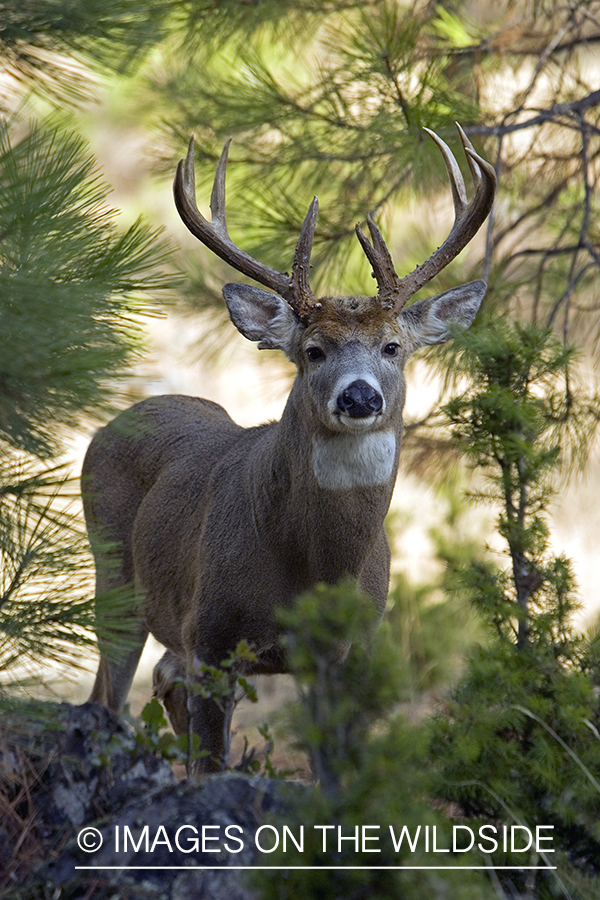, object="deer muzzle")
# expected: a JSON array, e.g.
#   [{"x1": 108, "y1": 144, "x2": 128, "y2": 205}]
[{"x1": 337, "y1": 379, "x2": 384, "y2": 419}]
